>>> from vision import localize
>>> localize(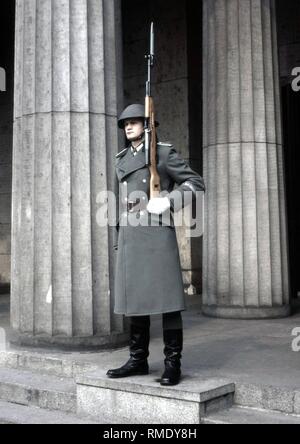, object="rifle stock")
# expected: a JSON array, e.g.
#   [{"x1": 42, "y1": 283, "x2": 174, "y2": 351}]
[{"x1": 145, "y1": 96, "x2": 160, "y2": 198}]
